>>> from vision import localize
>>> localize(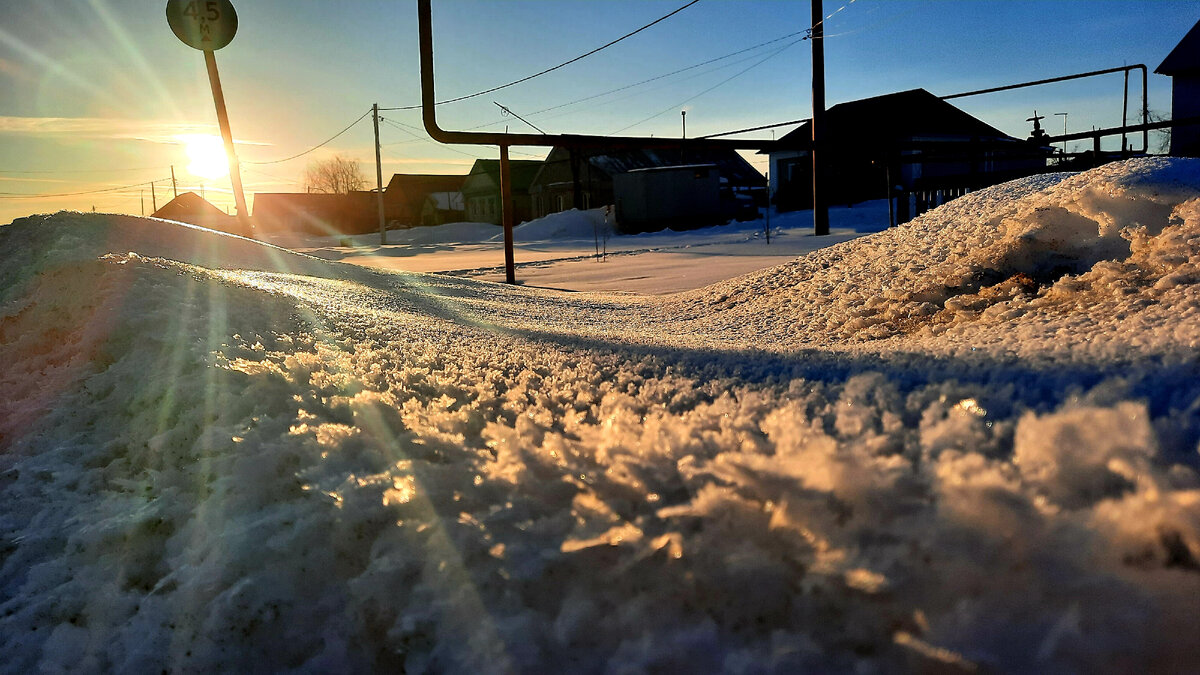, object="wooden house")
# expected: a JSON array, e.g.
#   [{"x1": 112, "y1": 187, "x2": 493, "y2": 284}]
[
  {"x1": 381, "y1": 173, "x2": 466, "y2": 227},
  {"x1": 420, "y1": 191, "x2": 465, "y2": 227},
  {"x1": 1156, "y1": 19, "x2": 1200, "y2": 157},
  {"x1": 764, "y1": 89, "x2": 1048, "y2": 216},
  {"x1": 460, "y1": 159, "x2": 542, "y2": 225},
  {"x1": 152, "y1": 191, "x2": 240, "y2": 235},
  {"x1": 252, "y1": 191, "x2": 377, "y2": 237}
]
